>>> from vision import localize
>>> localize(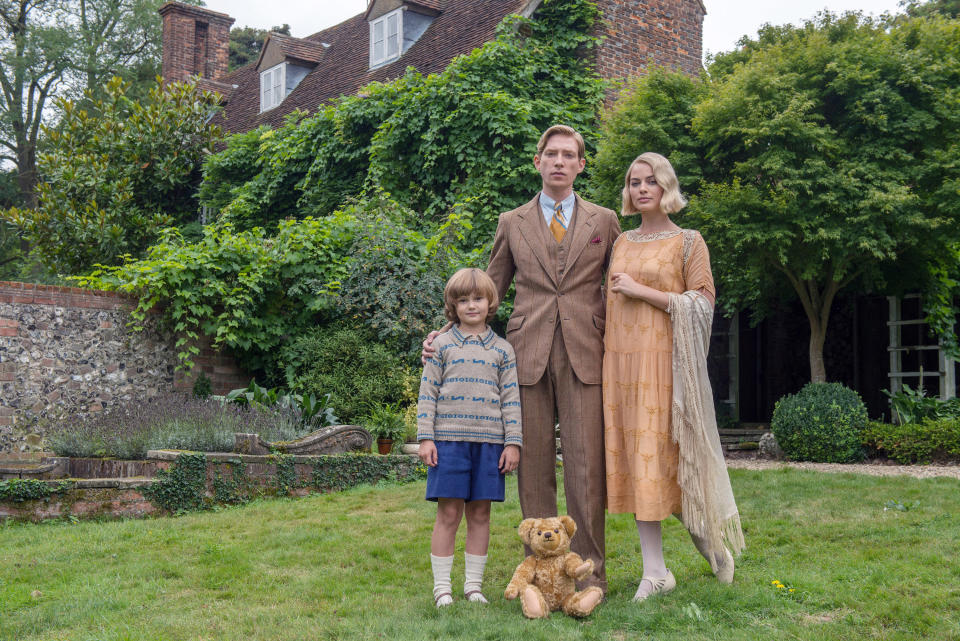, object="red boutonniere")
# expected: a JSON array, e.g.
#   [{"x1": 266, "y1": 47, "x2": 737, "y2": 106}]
[{"x1": 590, "y1": 236, "x2": 602, "y2": 244}]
